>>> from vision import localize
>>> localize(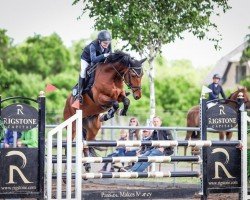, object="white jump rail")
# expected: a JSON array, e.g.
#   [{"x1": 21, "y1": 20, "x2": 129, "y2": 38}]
[{"x1": 46, "y1": 110, "x2": 82, "y2": 200}]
